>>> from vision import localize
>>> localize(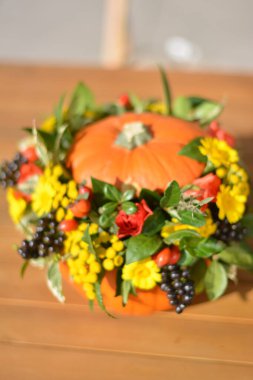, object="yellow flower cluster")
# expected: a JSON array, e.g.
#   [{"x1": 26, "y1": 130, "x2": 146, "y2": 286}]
[
  {"x1": 199, "y1": 137, "x2": 239, "y2": 168},
  {"x1": 7, "y1": 188, "x2": 27, "y2": 224},
  {"x1": 122, "y1": 259, "x2": 161, "y2": 290},
  {"x1": 146, "y1": 101, "x2": 166, "y2": 114},
  {"x1": 66, "y1": 223, "x2": 100, "y2": 300},
  {"x1": 93, "y1": 232, "x2": 125, "y2": 271},
  {"x1": 199, "y1": 138, "x2": 250, "y2": 224},
  {"x1": 161, "y1": 210, "x2": 217, "y2": 240},
  {"x1": 32, "y1": 165, "x2": 77, "y2": 221}
]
